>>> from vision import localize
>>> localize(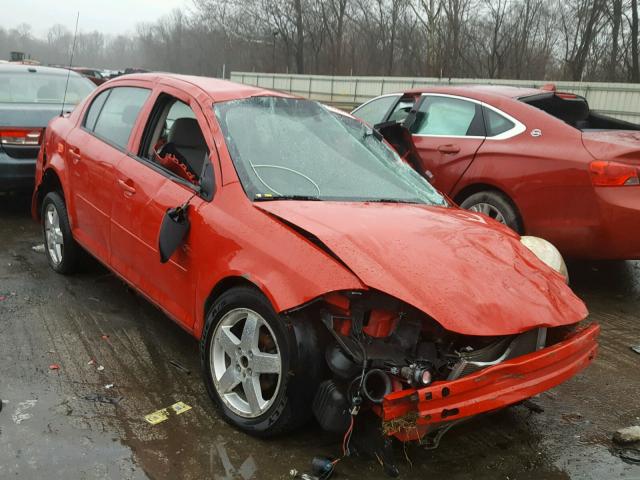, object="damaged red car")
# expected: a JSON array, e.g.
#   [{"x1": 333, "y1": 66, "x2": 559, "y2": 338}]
[
  {"x1": 353, "y1": 85, "x2": 640, "y2": 260},
  {"x1": 32, "y1": 74, "x2": 598, "y2": 467}
]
